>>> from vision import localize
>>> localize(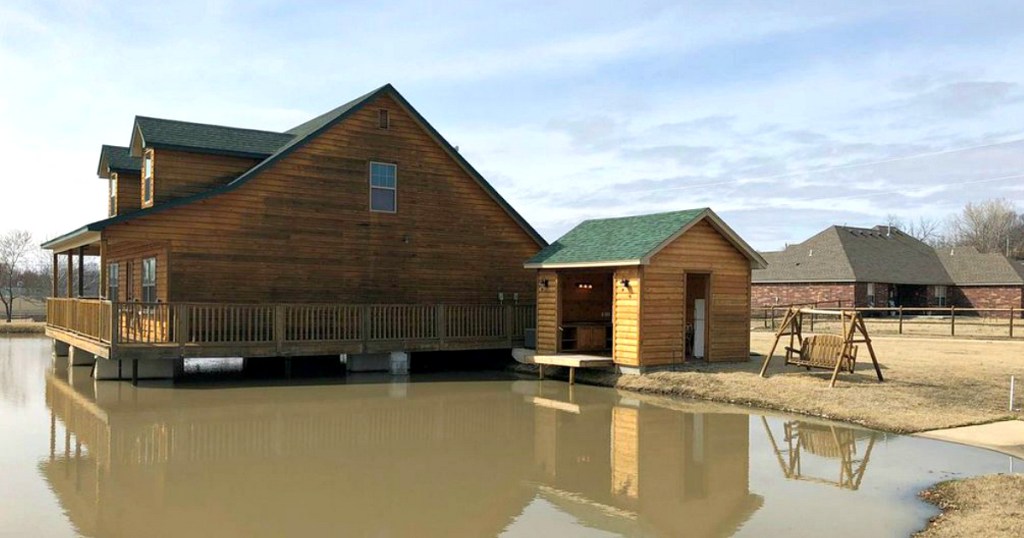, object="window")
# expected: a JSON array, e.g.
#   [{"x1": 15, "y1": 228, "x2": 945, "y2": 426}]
[
  {"x1": 142, "y1": 257, "x2": 157, "y2": 303},
  {"x1": 934, "y1": 285, "x2": 947, "y2": 307},
  {"x1": 142, "y1": 150, "x2": 154, "y2": 206},
  {"x1": 108, "y1": 263, "x2": 119, "y2": 302},
  {"x1": 124, "y1": 261, "x2": 134, "y2": 301},
  {"x1": 866, "y1": 282, "x2": 876, "y2": 305},
  {"x1": 369, "y1": 162, "x2": 397, "y2": 212},
  {"x1": 378, "y1": 109, "x2": 390, "y2": 129},
  {"x1": 109, "y1": 173, "x2": 118, "y2": 216}
]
